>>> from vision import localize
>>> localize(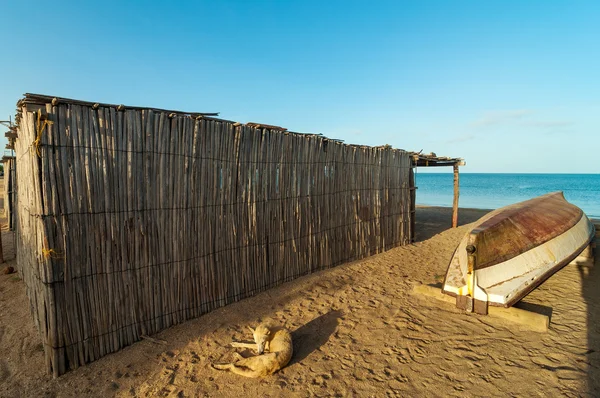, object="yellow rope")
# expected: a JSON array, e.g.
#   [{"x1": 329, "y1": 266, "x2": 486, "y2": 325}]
[
  {"x1": 42, "y1": 248, "x2": 64, "y2": 259},
  {"x1": 32, "y1": 112, "x2": 53, "y2": 157}
]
